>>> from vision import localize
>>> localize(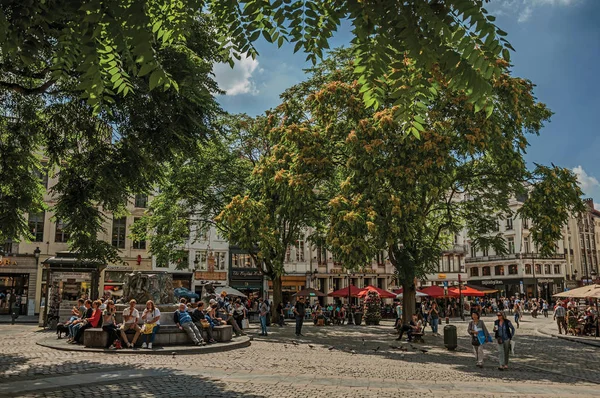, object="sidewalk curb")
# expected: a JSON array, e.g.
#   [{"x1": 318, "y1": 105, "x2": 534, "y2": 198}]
[
  {"x1": 36, "y1": 335, "x2": 252, "y2": 355},
  {"x1": 538, "y1": 327, "x2": 600, "y2": 348}
]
